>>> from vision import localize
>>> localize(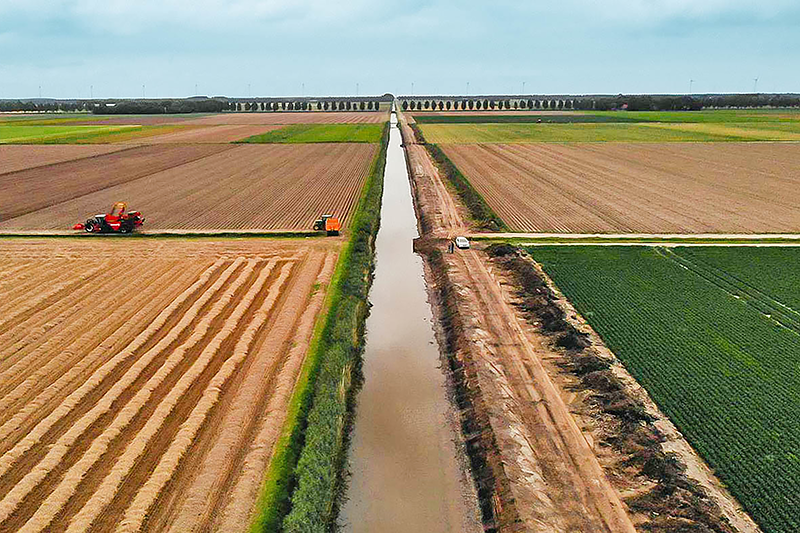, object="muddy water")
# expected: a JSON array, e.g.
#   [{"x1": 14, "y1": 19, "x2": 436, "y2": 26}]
[{"x1": 340, "y1": 114, "x2": 480, "y2": 532}]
